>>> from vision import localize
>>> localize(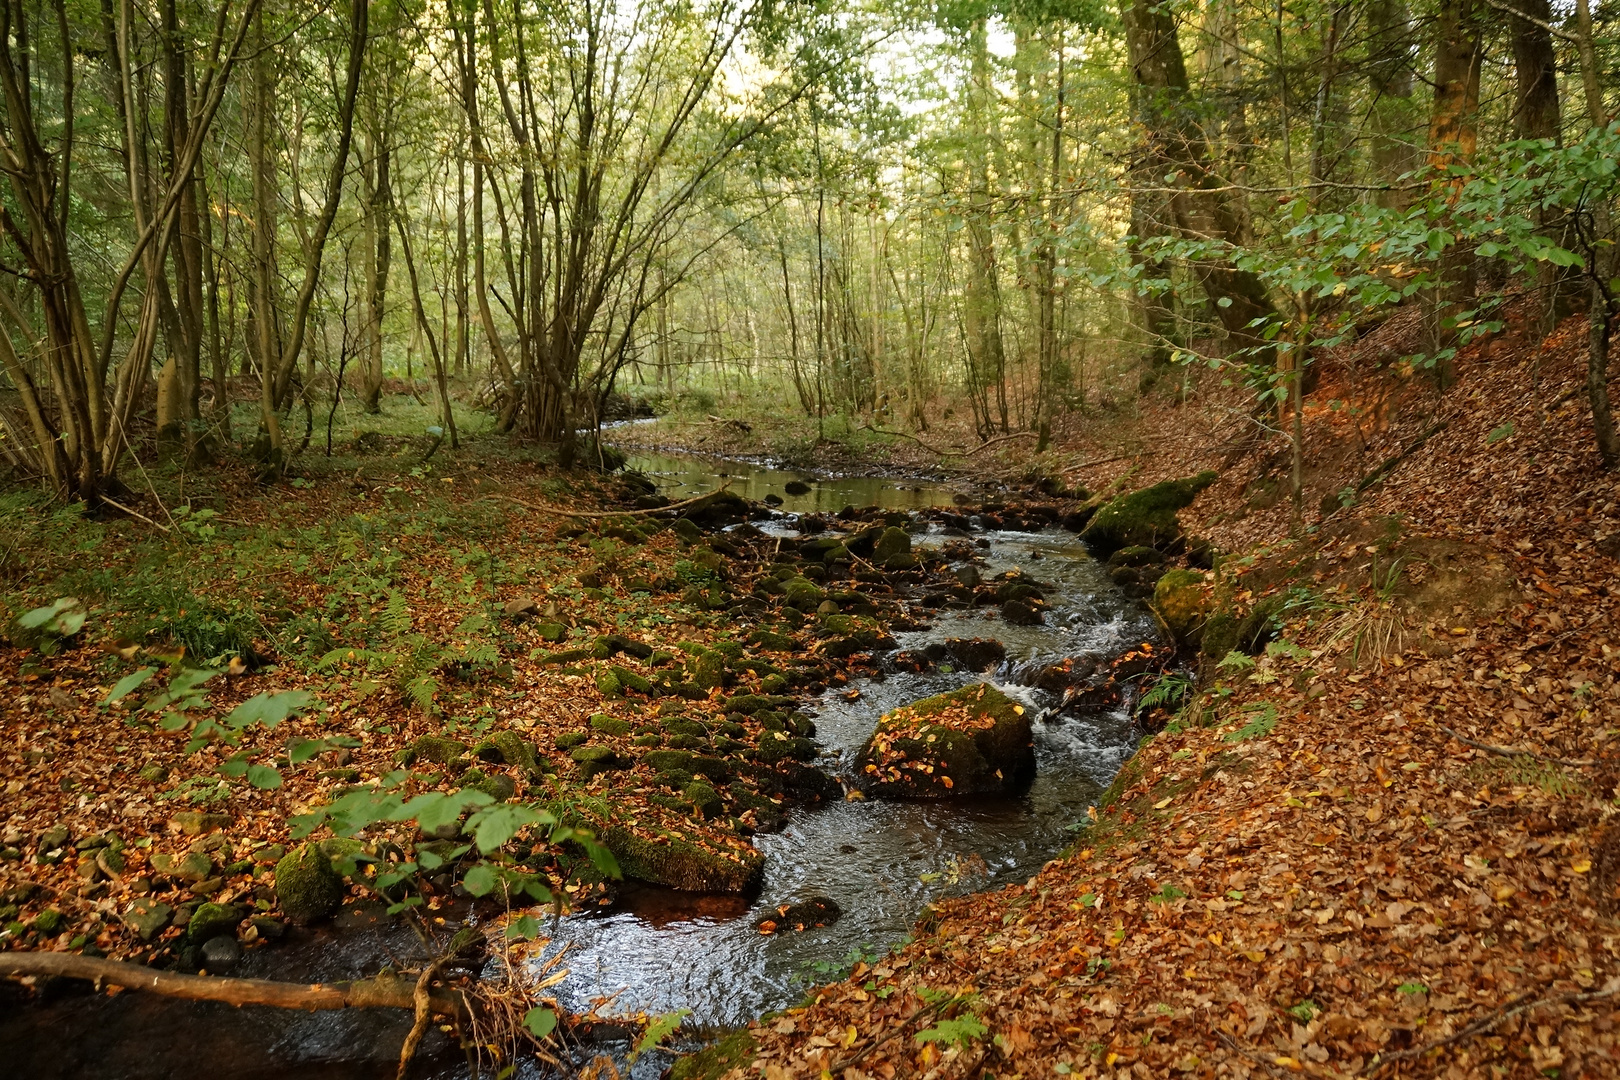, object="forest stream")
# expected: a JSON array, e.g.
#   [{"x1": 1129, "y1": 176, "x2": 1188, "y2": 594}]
[{"x1": 0, "y1": 452, "x2": 1157, "y2": 1079}]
